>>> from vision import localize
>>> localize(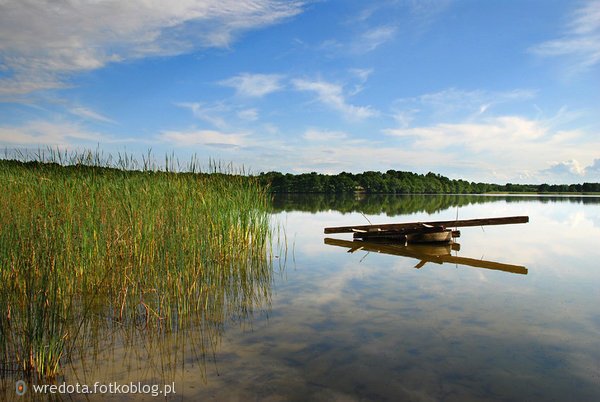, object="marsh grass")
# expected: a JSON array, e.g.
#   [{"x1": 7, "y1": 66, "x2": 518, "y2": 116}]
[{"x1": 0, "y1": 151, "x2": 274, "y2": 380}]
